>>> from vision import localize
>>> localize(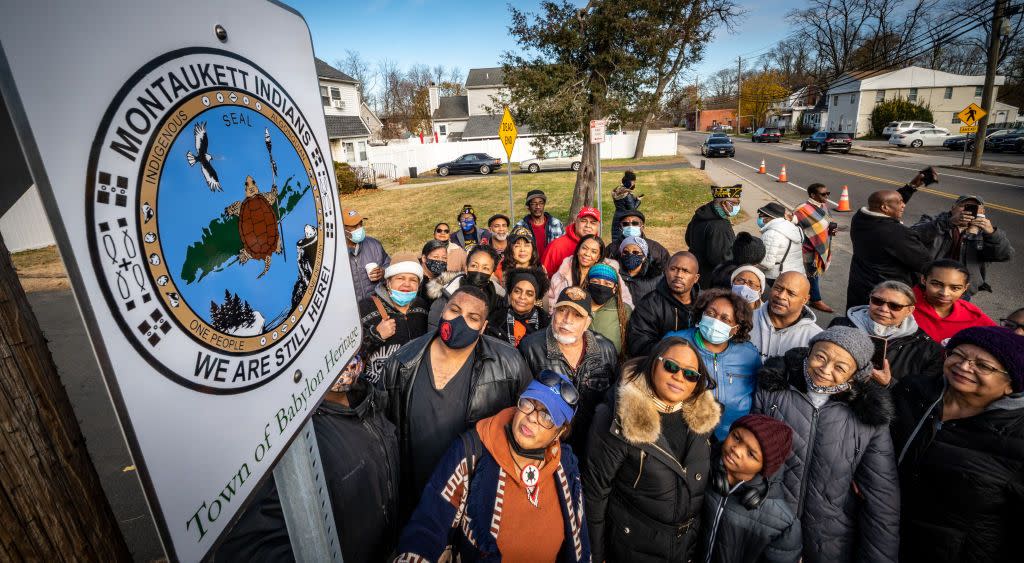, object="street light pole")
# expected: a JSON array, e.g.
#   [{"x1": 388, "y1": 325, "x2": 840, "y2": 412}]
[{"x1": 970, "y1": 0, "x2": 1006, "y2": 167}]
